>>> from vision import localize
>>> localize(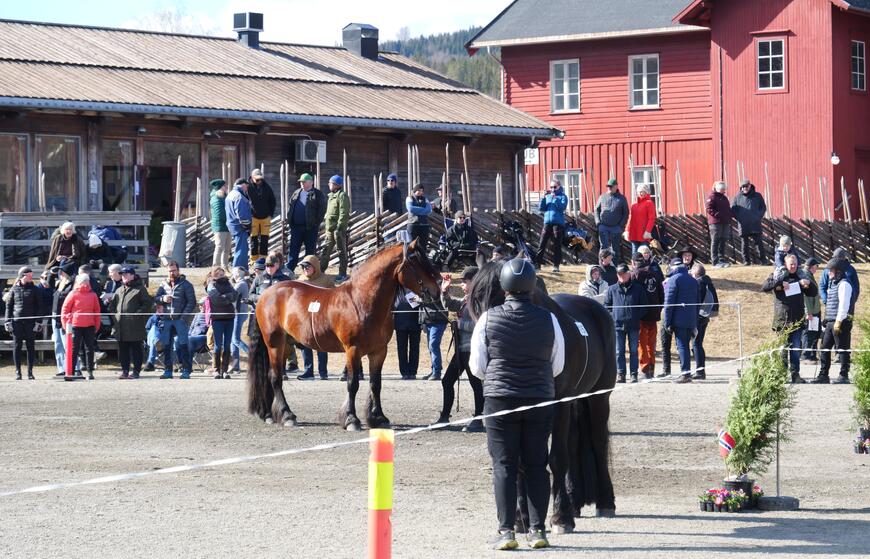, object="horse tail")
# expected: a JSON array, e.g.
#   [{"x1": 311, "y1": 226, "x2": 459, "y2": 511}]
[
  {"x1": 246, "y1": 316, "x2": 274, "y2": 421},
  {"x1": 570, "y1": 398, "x2": 598, "y2": 509}
]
